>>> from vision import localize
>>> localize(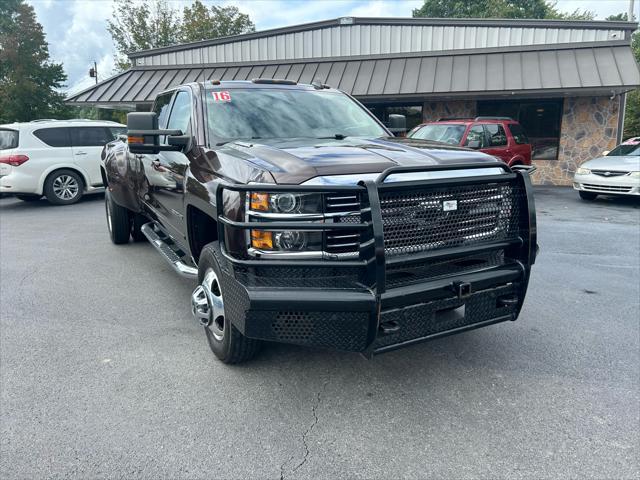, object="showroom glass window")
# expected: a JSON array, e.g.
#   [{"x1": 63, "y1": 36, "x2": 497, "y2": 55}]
[
  {"x1": 478, "y1": 100, "x2": 563, "y2": 159},
  {"x1": 366, "y1": 104, "x2": 424, "y2": 131}
]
